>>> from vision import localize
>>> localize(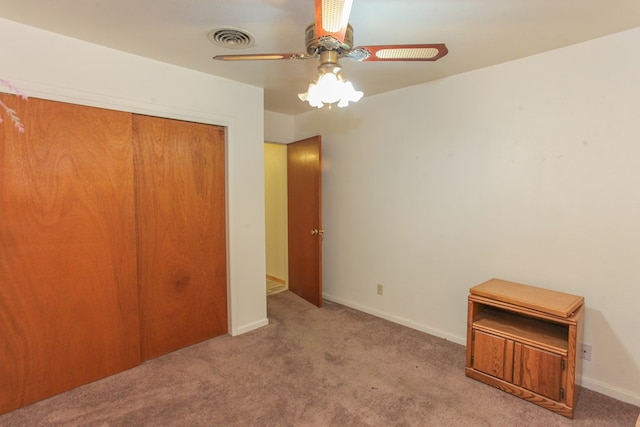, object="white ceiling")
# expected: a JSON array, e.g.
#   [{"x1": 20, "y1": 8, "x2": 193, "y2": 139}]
[{"x1": 2, "y1": 0, "x2": 640, "y2": 115}]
